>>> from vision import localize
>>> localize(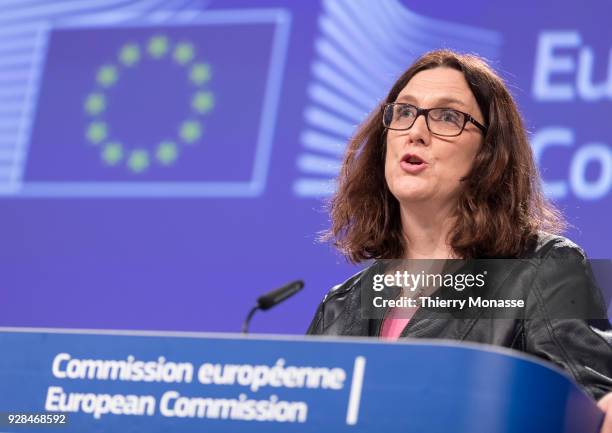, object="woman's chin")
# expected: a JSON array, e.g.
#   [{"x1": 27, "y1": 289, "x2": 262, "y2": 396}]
[{"x1": 393, "y1": 189, "x2": 434, "y2": 203}]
